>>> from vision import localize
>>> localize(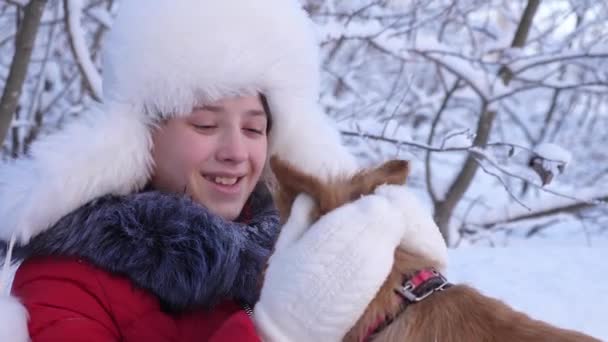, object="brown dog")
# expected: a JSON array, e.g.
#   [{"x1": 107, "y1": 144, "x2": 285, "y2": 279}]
[{"x1": 269, "y1": 156, "x2": 600, "y2": 342}]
